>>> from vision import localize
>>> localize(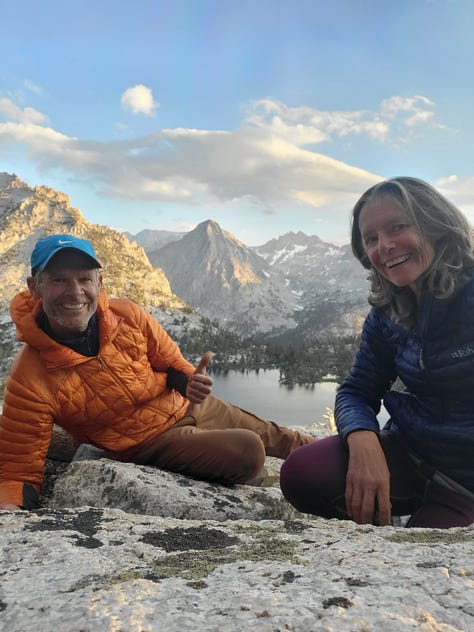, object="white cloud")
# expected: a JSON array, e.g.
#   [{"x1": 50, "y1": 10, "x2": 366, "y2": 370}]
[
  {"x1": 121, "y1": 85, "x2": 158, "y2": 116},
  {"x1": 380, "y1": 95, "x2": 435, "y2": 118},
  {"x1": 435, "y1": 175, "x2": 474, "y2": 212},
  {"x1": 0, "y1": 111, "x2": 379, "y2": 214},
  {"x1": 379, "y1": 95, "x2": 447, "y2": 133},
  {"x1": 0, "y1": 93, "x2": 461, "y2": 222},
  {"x1": 0, "y1": 121, "x2": 69, "y2": 143},
  {"x1": 0, "y1": 98, "x2": 48, "y2": 125},
  {"x1": 435, "y1": 175, "x2": 458, "y2": 187},
  {"x1": 24, "y1": 80, "x2": 43, "y2": 95},
  {"x1": 243, "y1": 95, "x2": 440, "y2": 148},
  {"x1": 405, "y1": 110, "x2": 435, "y2": 126}
]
